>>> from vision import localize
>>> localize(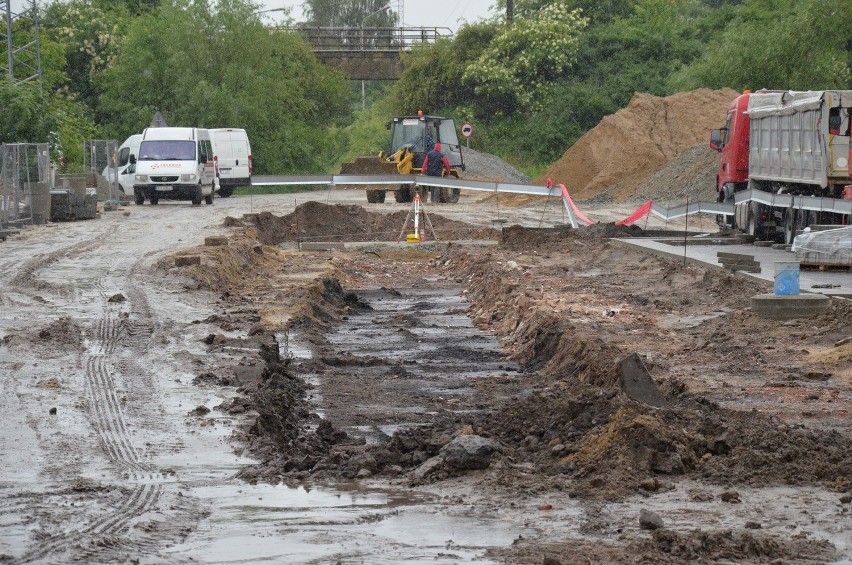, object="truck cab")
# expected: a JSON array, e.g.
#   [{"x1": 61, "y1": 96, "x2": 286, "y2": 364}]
[{"x1": 711, "y1": 92, "x2": 752, "y2": 200}]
